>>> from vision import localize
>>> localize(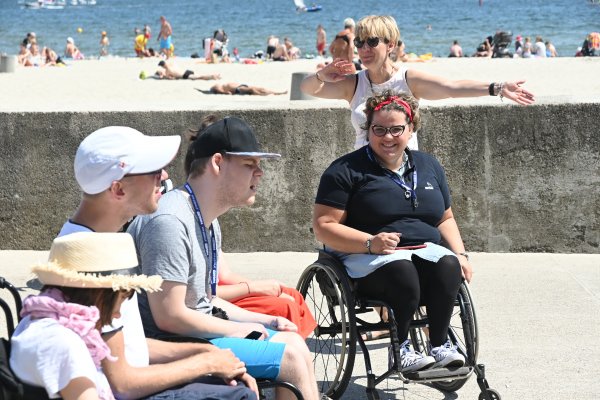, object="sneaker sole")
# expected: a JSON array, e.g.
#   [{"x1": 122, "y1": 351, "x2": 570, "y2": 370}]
[
  {"x1": 433, "y1": 358, "x2": 465, "y2": 369},
  {"x1": 401, "y1": 359, "x2": 435, "y2": 373}
]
